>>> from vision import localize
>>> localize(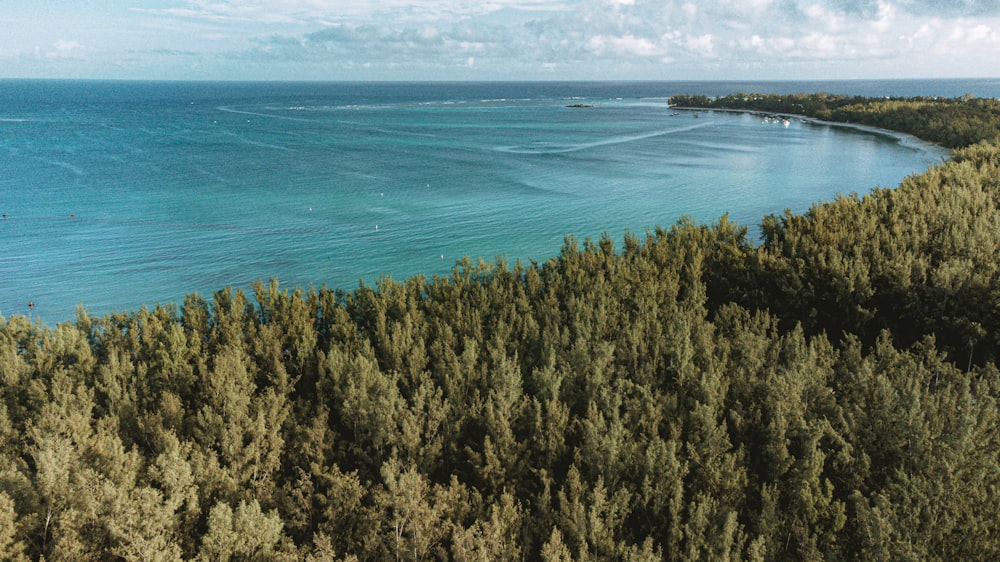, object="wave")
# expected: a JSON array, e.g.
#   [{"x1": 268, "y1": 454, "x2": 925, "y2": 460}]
[
  {"x1": 284, "y1": 100, "x2": 474, "y2": 112},
  {"x1": 5, "y1": 214, "x2": 325, "y2": 236},
  {"x1": 331, "y1": 120, "x2": 439, "y2": 139},
  {"x1": 216, "y1": 105, "x2": 316, "y2": 123},
  {"x1": 495, "y1": 122, "x2": 712, "y2": 154},
  {"x1": 480, "y1": 98, "x2": 535, "y2": 103},
  {"x1": 217, "y1": 129, "x2": 295, "y2": 152},
  {"x1": 287, "y1": 104, "x2": 382, "y2": 112},
  {"x1": 33, "y1": 157, "x2": 86, "y2": 176}
]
